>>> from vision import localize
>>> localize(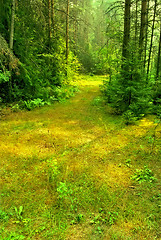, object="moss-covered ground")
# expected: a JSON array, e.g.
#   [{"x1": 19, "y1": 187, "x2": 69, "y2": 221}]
[{"x1": 0, "y1": 75, "x2": 161, "y2": 239}]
